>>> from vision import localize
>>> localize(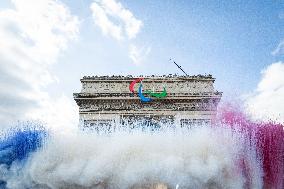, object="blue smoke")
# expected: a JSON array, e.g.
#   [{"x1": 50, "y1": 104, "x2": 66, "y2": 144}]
[{"x1": 0, "y1": 124, "x2": 46, "y2": 188}]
